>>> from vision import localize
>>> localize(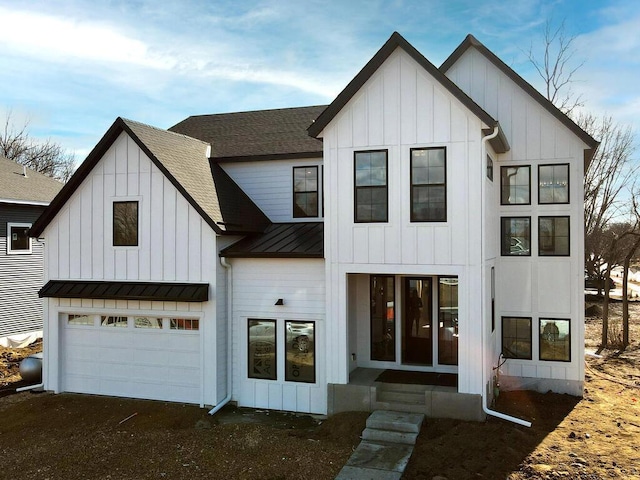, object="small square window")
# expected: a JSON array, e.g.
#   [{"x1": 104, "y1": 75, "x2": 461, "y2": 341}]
[
  {"x1": 170, "y1": 318, "x2": 199, "y2": 330},
  {"x1": 539, "y1": 216, "x2": 570, "y2": 256},
  {"x1": 248, "y1": 319, "x2": 277, "y2": 380},
  {"x1": 539, "y1": 164, "x2": 569, "y2": 204},
  {"x1": 293, "y1": 166, "x2": 319, "y2": 218},
  {"x1": 501, "y1": 217, "x2": 531, "y2": 256},
  {"x1": 501, "y1": 166, "x2": 530, "y2": 205},
  {"x1": 502, "y1": 317, "x2": 532, "y2": 360},
  {"x1": 113, "y1": 201, "x2": 138, "y2": 247},
  {"x1": 7, "y1": 223, "x2": 32, "y2": 254},
  {"x1": 540, "y1": 318, "x2": 571, "y2": 362}
]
